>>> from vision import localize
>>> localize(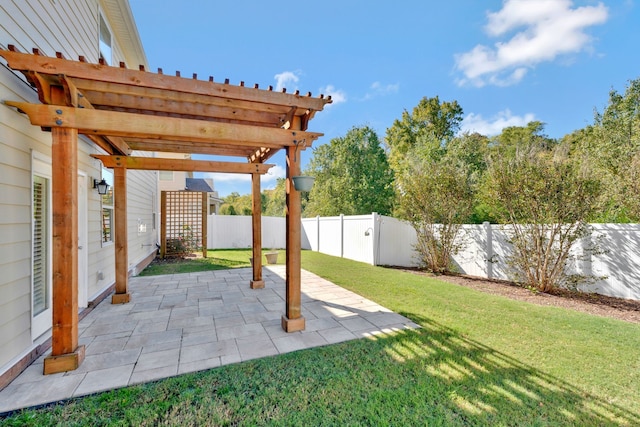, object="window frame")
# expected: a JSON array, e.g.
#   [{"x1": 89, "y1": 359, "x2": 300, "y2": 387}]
[
  {"x1": 159, "y1": 170, "x2": 174, "y2": 181},
  {"x1": 98, "y1": 11, "x2": 112, "y2": 65},
  {"x1": 31, "y1": 151, "x2": 53, "y2": 340},
  {"x1": 100, "y1": 167, "x2": 114, "y2": 246}
]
